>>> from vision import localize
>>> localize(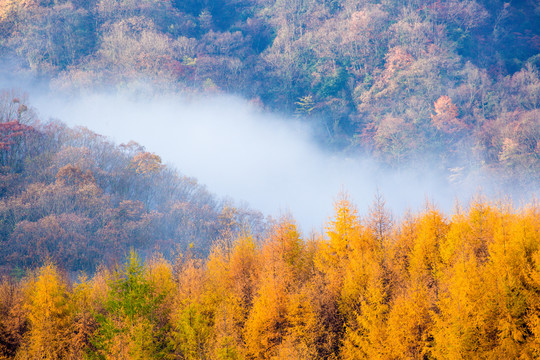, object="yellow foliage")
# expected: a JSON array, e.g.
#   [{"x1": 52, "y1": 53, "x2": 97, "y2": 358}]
[
  {"x1": 432, "y1": 257, "x2": 496, "y2": 359},
  {"x1": 18, "y1": 263, "x2": 72, "y2": 360},
  {"x1": 341, "y1": 277, "x2": 388, "y2": 360},
  {"x1": 2, "y1": 198, "x2": 539, "y2": 360},
  {"x1": 386, "y1": 286, "x2": 433, "y2": 359},
  {"x1": 316, "y1": 195, "x2": 363, "y2": 298},
  {"x1": 408, "y1": 208, "x2": 447, "y2": 285}
]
